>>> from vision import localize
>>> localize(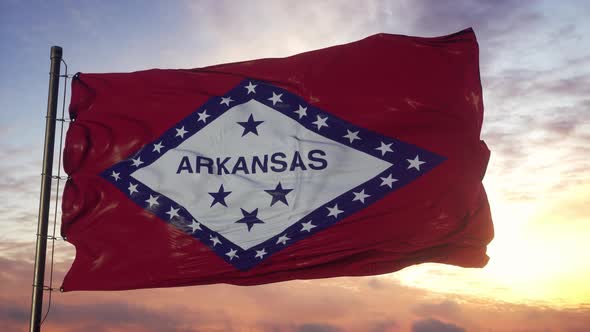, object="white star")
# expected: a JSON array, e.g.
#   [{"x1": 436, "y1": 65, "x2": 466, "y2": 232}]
[
  {"x1": 375, "y1": 142, "x2": 393, "y2": 156},
  {"x1": 197, "y1": 110, "x2": 210, "y2": 123},
  {"x1": 210, "y1": 235, "x2": 221, "y2": 247},
  {"x1": 145, "y1": 195, "x2": 159, "y2": 208},
  {"x1": 153, "y1": 141, "x2": 164, "y2": 153},
  {"x1": 312, "y1": 115, "x2": 329, "y2": 130},
  {"x1": 327, "y1": 204, "x2": 343, "y2": 218},
  {"x1": 300, "y1": 221, "x2": 316, "y2": 232},
  {"x1": 131, "y1": 157, "x2": 144, "y2": 167},
  {"x1": 352, "y1": 190, "x2": 371, "y2": 203},
  {"x1": 111, "y1": 171, "x2": 120, "y2": 181},
  {"x1": 166, "y1": 206, "x2": 180, "y2": 220},
  {"x1": 189, "y1": 219, "x2": 202, "y2": 233},
  {"x1": 226, "y1": 248, "x2": 239, "y2": 260},
  {"x1": 380, "y1": 174, "x2": 398, "y2": 188},
  {"x1": 245, "y1": 82, "x2": 257, "y2": 94},
  {"x1": 175, "y1": 126, "x2": 188, "y2": 138},
  {"x1": 343, "y1": 130, "x2": 360, "y2": 143},
  {"x1": 220, "y1": 96, "x2": 234, "y2": 106},
  {"x1": 255, "y1": 248, "x2": 267, "y2": 259},
  {"x1": 276, "y1": 234, "x2": 290, "y2": 245},
  {"x1": 407, "y1": 155, "x2": 426, "y2": 170},
  {"x1": 127, "y1": 183, "x2": 138, "y2": 195},
  {"x1": 268, "y1": 92, "x2": 283, "y2": 105},
  {"x1": 294, "y1": 105, "x2": 307, "y2": 119}
]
